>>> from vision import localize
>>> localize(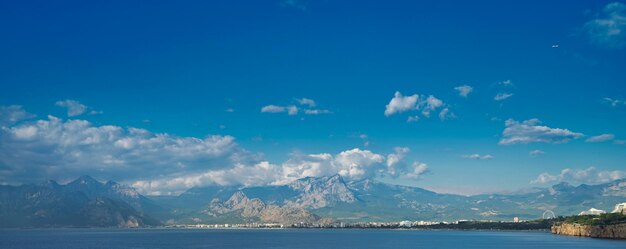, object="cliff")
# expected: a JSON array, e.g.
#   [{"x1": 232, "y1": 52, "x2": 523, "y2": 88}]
[{"x1": 551, "y1": 223, "x2": 626, "y2": 239}]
